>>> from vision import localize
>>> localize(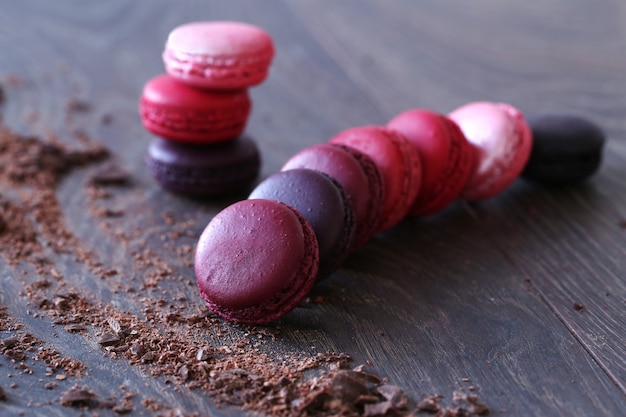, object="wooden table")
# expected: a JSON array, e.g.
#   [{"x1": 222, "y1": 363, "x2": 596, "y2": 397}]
[{"x1": 1, "y1": 1, "x2": 625, "y2": 416}]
